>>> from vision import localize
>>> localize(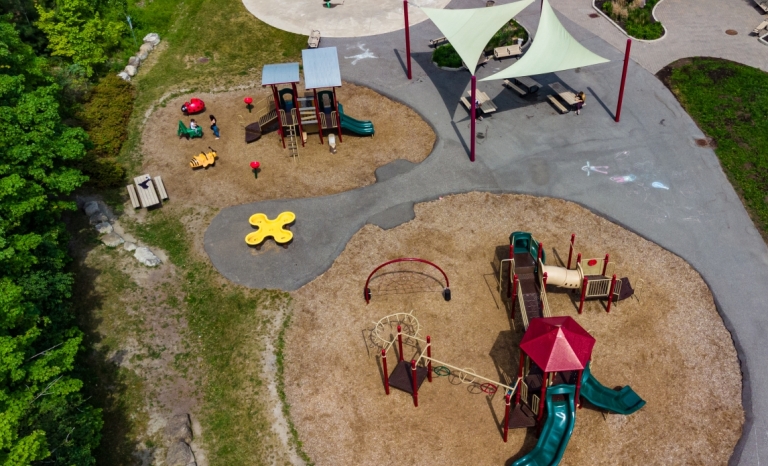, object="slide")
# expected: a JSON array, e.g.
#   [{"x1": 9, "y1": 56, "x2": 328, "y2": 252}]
[
  {"x1": 338, "y1": 103, "x2": 375, "y2": 136},
  {"x1": 579, "y1": 362, "x2": 646, "y2": 415},
  {"x1": 512, "y1": 385, "x2": 576, "y2": 466}
]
